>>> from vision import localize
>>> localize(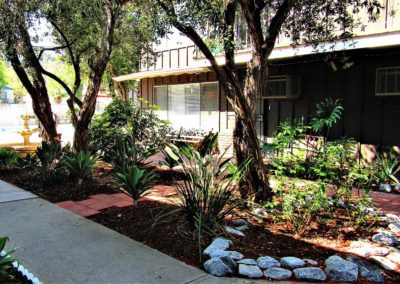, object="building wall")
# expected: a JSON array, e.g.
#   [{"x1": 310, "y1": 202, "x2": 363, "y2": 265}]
[{"x1": 263, "y1": 48, "x2": 400, "y2": 146}]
